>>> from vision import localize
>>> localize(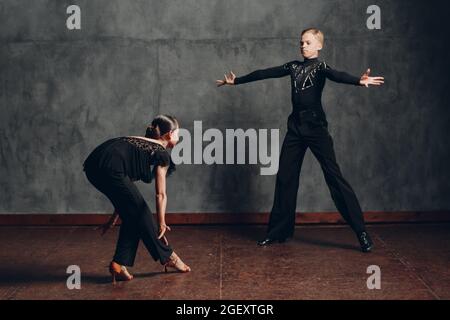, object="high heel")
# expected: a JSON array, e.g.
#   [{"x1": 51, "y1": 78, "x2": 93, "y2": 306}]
[
  {"x1": 163, "y1": 252, "x2": 191, "y2": 273},
  {"x1": 109, "y1": 261, "x2": 133, "y2": 284}
]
